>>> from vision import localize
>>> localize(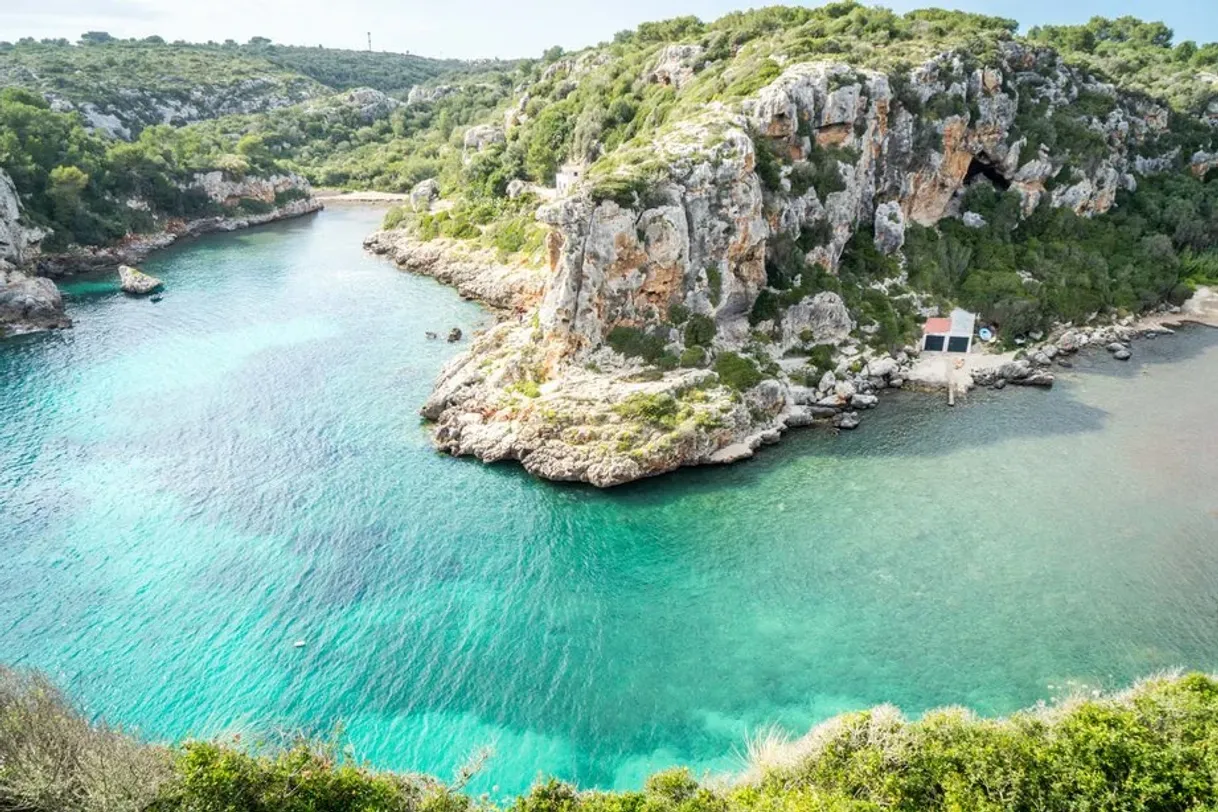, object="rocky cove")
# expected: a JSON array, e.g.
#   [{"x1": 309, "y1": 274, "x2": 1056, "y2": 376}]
[{"x1": 0, "y1": 166, "x2": 321, "y2": 335}]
